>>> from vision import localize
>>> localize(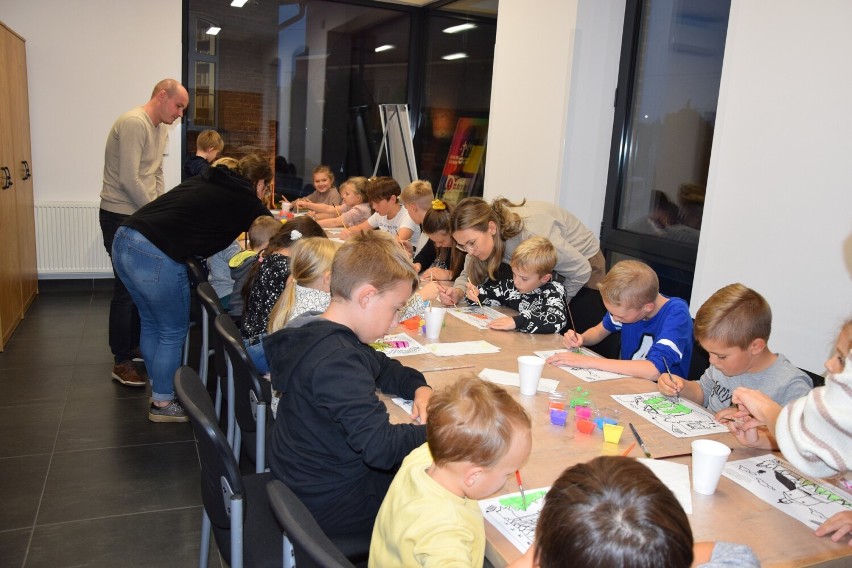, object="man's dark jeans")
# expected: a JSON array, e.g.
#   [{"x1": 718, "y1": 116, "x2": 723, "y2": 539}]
[{"x1": 99, "y1": 208, "x2": 140, "y2": 364}]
